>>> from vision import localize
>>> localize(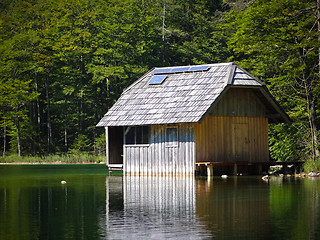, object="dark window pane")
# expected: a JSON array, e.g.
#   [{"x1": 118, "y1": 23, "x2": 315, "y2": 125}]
[
  {"x1": 136, "y1": 127, "x2": 142, "y2": 144},
  {"x1": 125, "y1": 126, "x2": 149, "y2": 145},
  {"x1": 126, "y1": 127, "x2": 135, "y2": 144},
  {"x1": 142, "y1": 126, "x2": 149, "y2": 144},
  {"x1": 166, "y1": 127, "x2": 178, "y2": 146}
]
